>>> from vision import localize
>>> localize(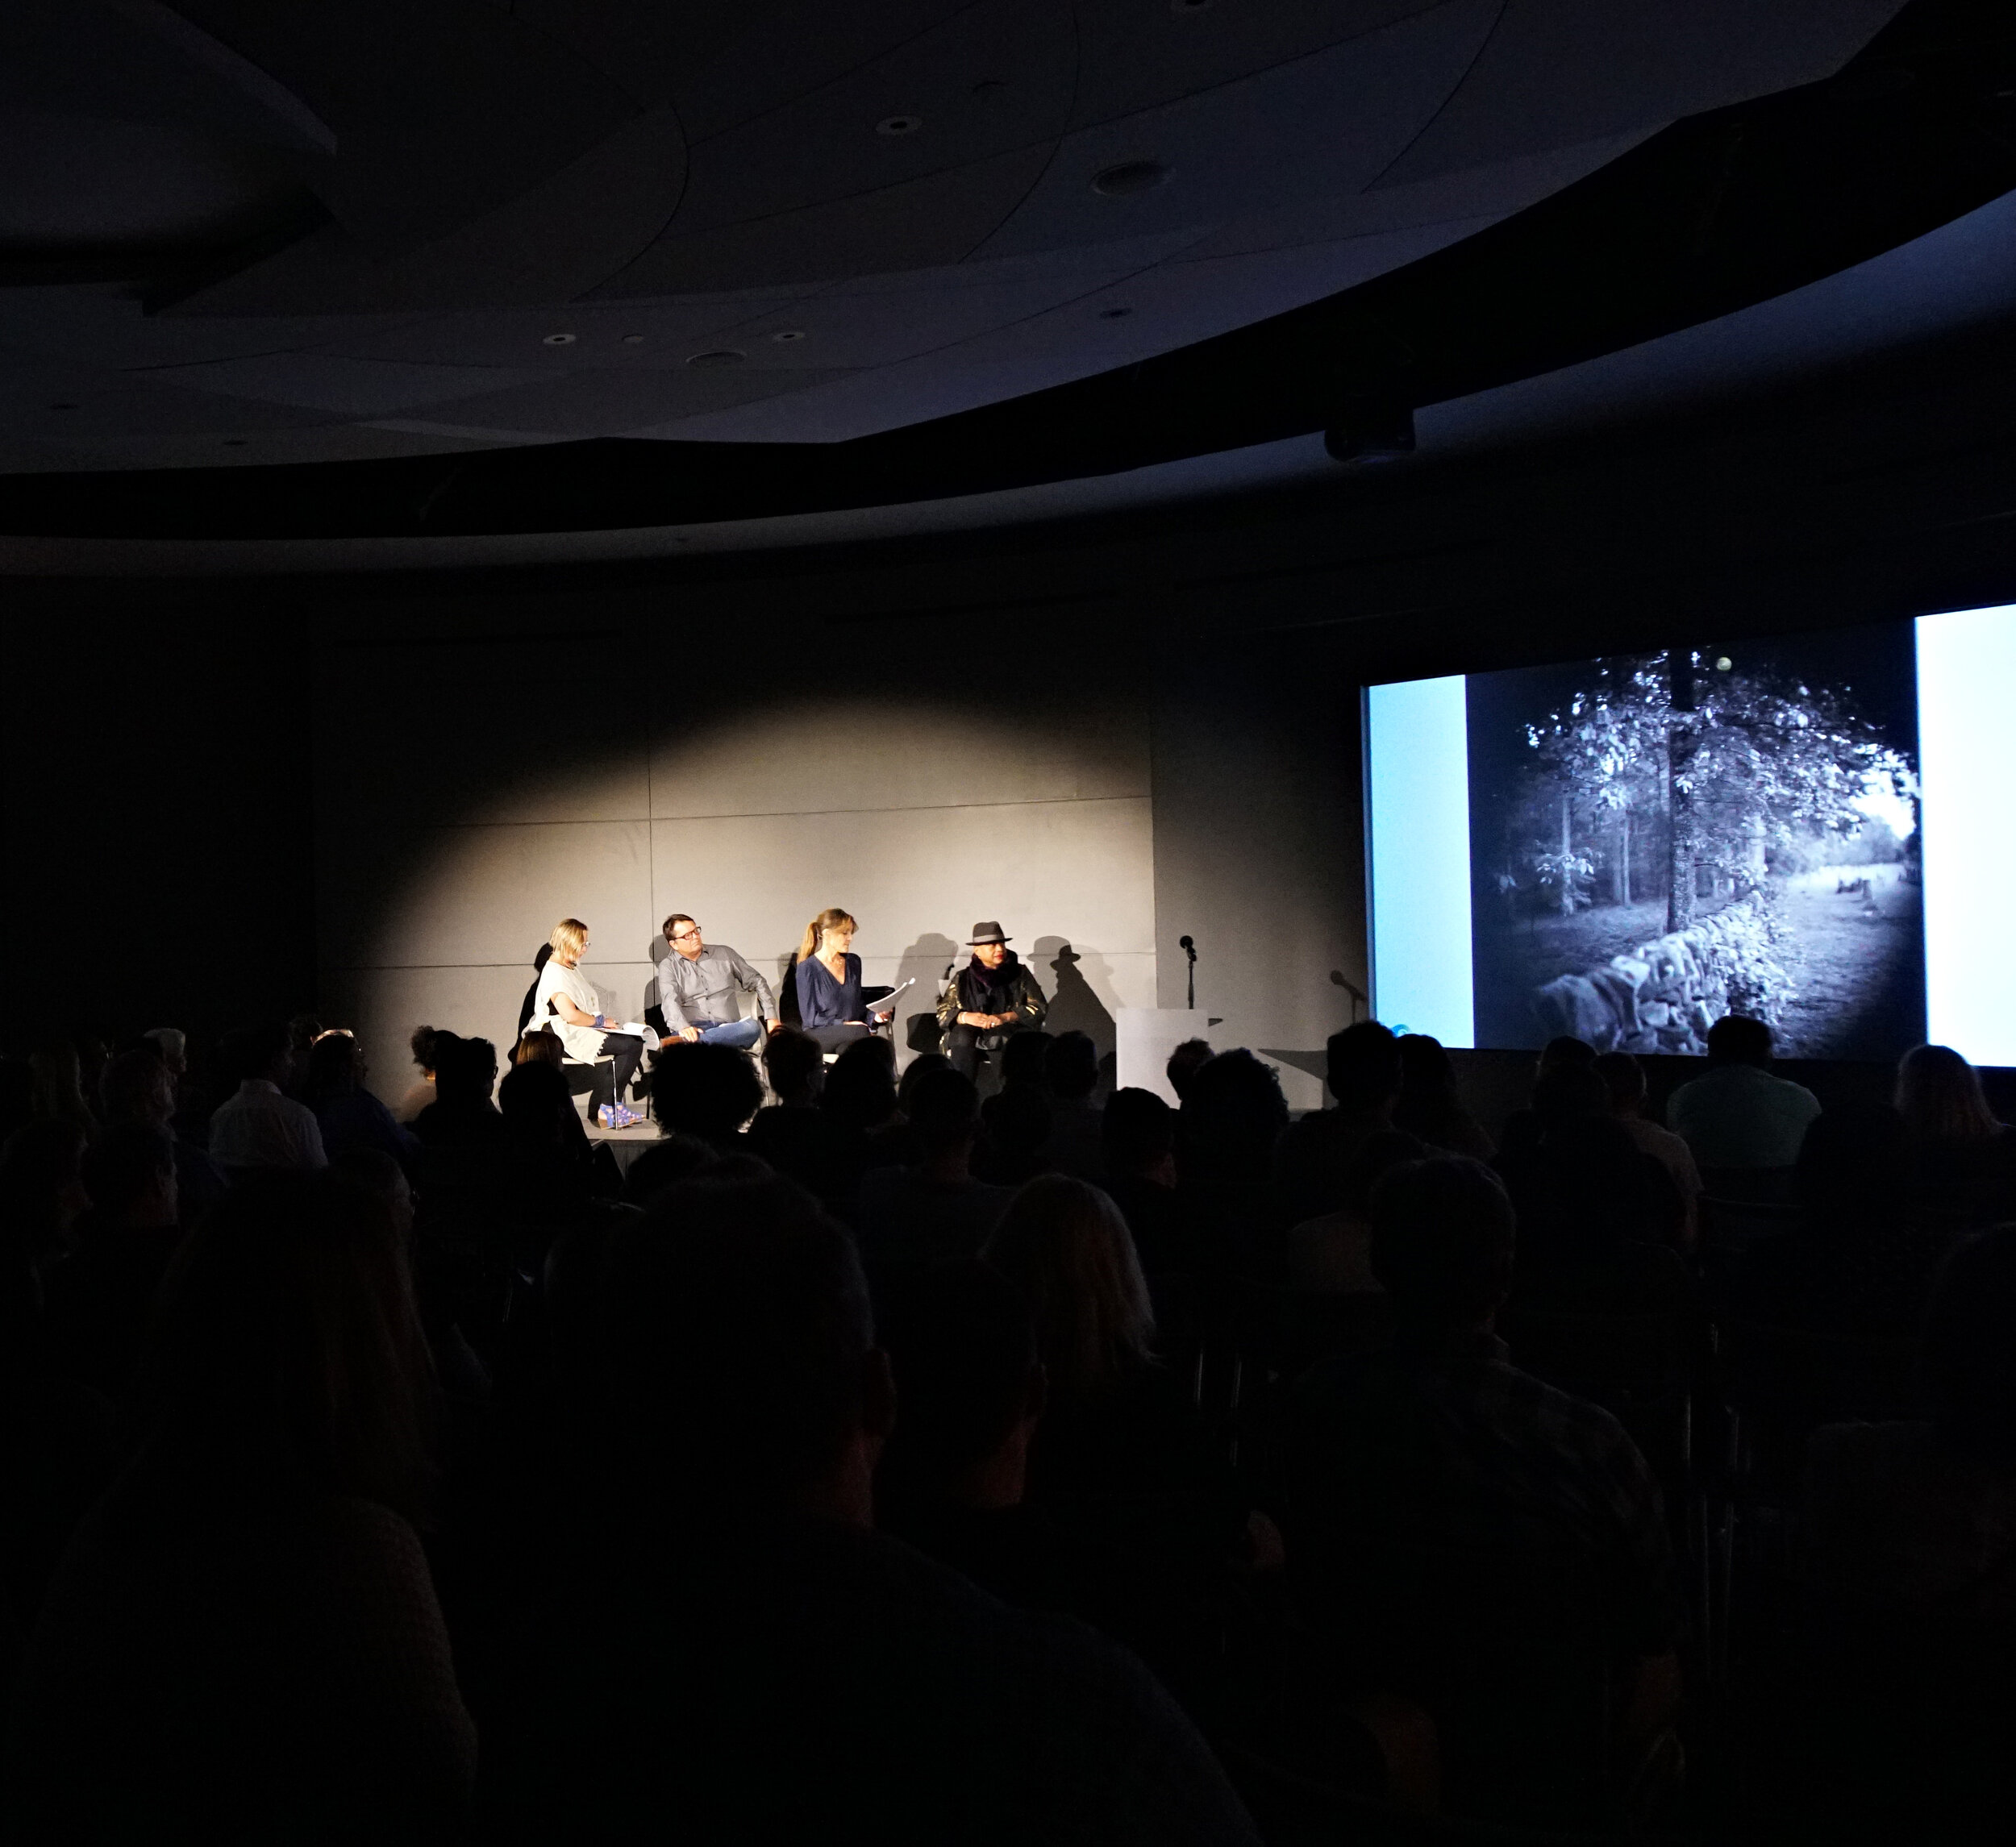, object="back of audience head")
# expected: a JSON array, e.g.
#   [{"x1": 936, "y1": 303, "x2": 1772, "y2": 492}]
[
  {"x1": 29, "y1": 1036, "x2": 94, "y2": 1125},
  {"x1": 1706, "y1": 1013, "x2": 1773, "y2": 1067},
  {"x1": 223, "y1": 1019, "x2": 294, "y2": 1091},
  {"x1": 894, "y1": 1050, "x2": 948, "y2": 1117},
  {"x1": 762, "y1": 1026, "x2": 825, "y2": 1109},
  {"x1": 998, "y1": 1029, "x2": 1052, "y2": 1092},
  {"x1": 1180, "y1": 1047, "x2": 1289, "y2": 1181},
  {"x1": 1102, "y1": 1086, "x2": 1175, "y2": 1183},
  {"x1": 602, "y1": 1172, "x2": 886, "y2": 1517},
  {"x1": 431, "y1": 1032, "x2": 498, "y2": 1105},
  {"x1": 1535, "y1": 1034, "x2": 1598, "y2": 1080},
  {"x1": 652, "y1": 1042, "x2": 763, "y2": 1146},
  {"x1": 906, "y1": 1064, "x2": 980, "y2": 1161},
  {"x1": 81, "y1": 1121, "x2": 177, "y2": 1228},
  {"x1": 1895, "y1": 1042, "x2": 2001, "y2": 1143},
  {"x1": 410, "y1": 1023, "x2": 439, "y2": 1078},
  {"x1": 514, "y1": 1027, "x2": 564, "y2": 1068},
  {"x1": 100, "y1": 1046, "x2": 175, "y2": 1128},
  {"x1": 984, "y1": 1175, "x2": 1153, "y2": 1400},
  {"x1": 143, "y1": 1026, "x2": 188, "y2": 1077},
  {"x1": 1043, "y1": 1030, "x2": 1099, "y2": 1104},
  {"x1": 1591, "y1": 1050, "x2": 1650, "y2": 1119},
  {"x1": 1921, "y1": 1224, "x2": 2016, "y2": 1465},
  {"x1": 1395, "y1": 1031, "x2": 1460, "y2": 1107},
  {"x1": 1164, "y1": 1038, "x2": 1214, "y2": 1104},
  {"x1": 877, "y1": 1260, "x2": 1043, "y2": 1514},
  {"x1": 500, "y1": 1059, "x2": 577, "y2": 1152},
  {"x1": 1796, "y1": 1100, "x2": 1913, "y2": 1220},
  {"x1": 143, "y1": 1171, "x2": 435, "y2": 1519},
  {"x1": 1369, "y1": 1157, "x2": 1516, "y2": 1339},
  {"x1": 302, "y1": 1030, "x2": 364, "y2": 1104},
  {"x1": 288, "y1": 1014, "x2": 324, "y2": 1063},
  {"x1": 822, "y1": 1036, "x2": 898, "y2": 1134},
  {"x1": 331, "y1": 1145, "x2": 413, "y2": 1238},
  {"x1": 1326, "y1": 1021, "x2": 1402, "y2": 1113},
  {"x1": 1534, "y1": 1063, "x2": 1611, "y2": 1132}
]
